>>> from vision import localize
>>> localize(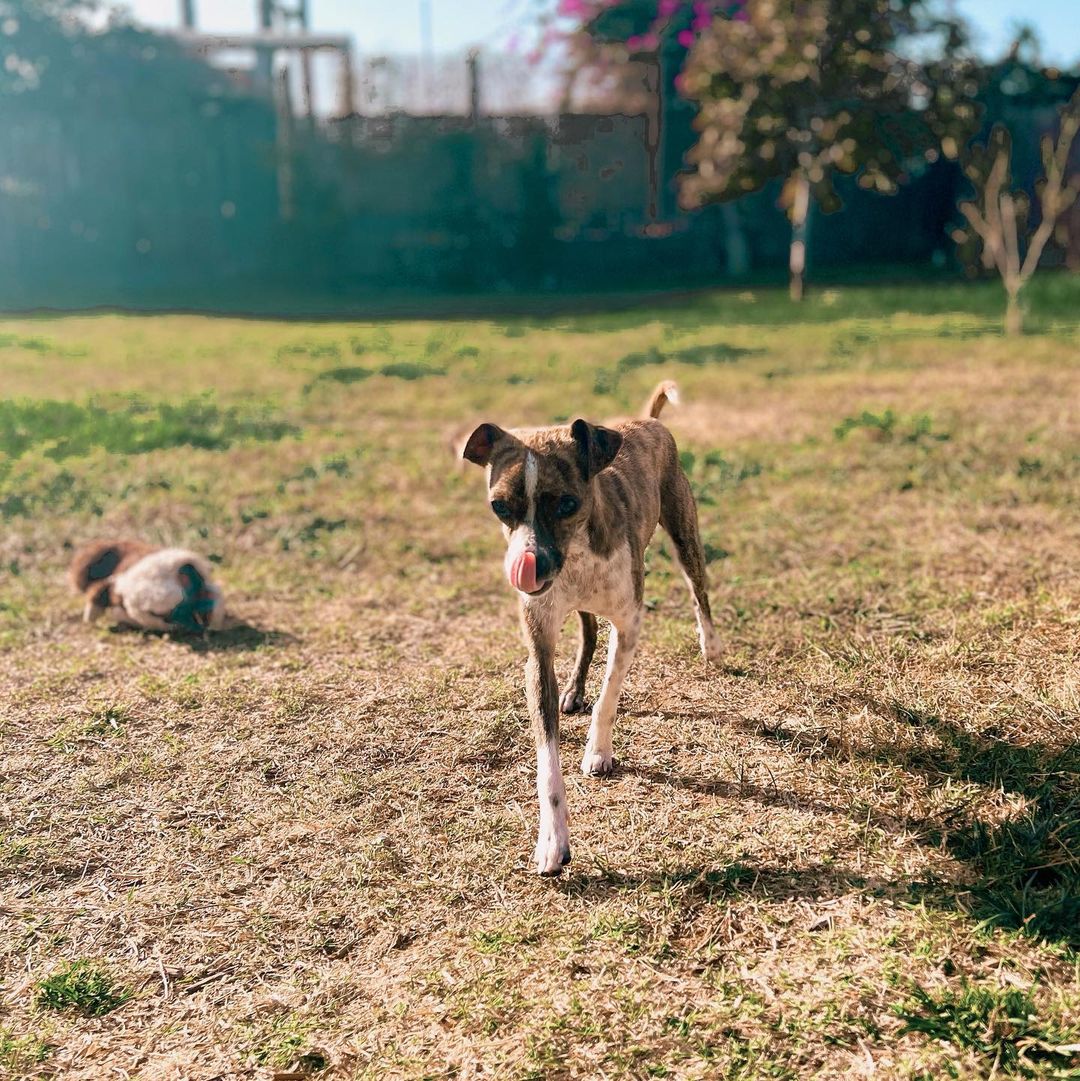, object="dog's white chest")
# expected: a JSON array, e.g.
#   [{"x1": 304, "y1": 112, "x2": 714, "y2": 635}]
[{"x1": 553, "y1": 539, "x2": 636, "y2": 621}]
